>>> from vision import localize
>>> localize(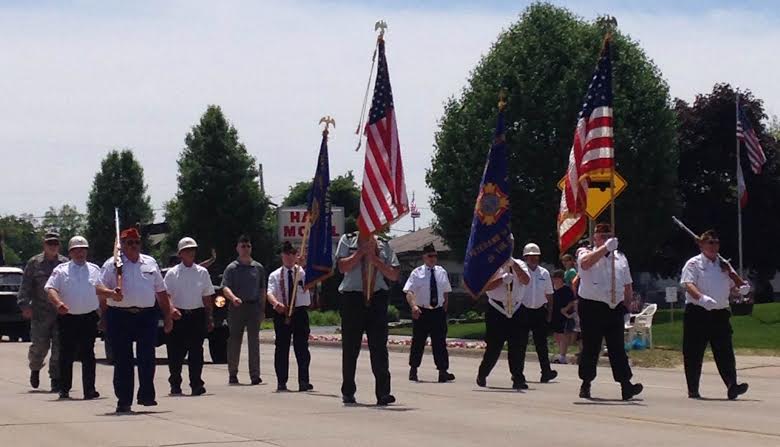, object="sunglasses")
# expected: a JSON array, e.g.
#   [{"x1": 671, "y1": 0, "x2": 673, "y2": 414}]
[
  {"x1": 703, "y1": 240, "x2": 720, "y2": 245},
  {"x1": 44, "y1": 240, "x2": 60, "y2": 246},
  {"x1": 425, "y1": 253, "x2": 438, "y2": 258},
  {"x1": 239, "y1": 244, "x2": 252, "y2": 249},
  {"x1": 123, "y1": 239, "x2": 141, "y2": 246}
]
